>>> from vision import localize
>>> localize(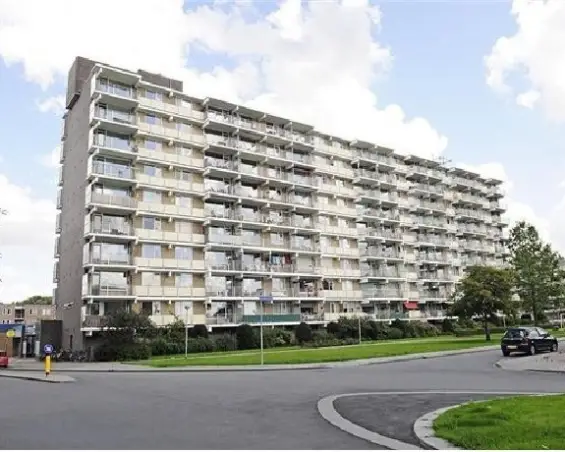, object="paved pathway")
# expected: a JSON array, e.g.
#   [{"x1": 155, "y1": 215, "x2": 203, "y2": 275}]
[{"x1": 1, "y1": 349, "x2": 564, "y2": 449}]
